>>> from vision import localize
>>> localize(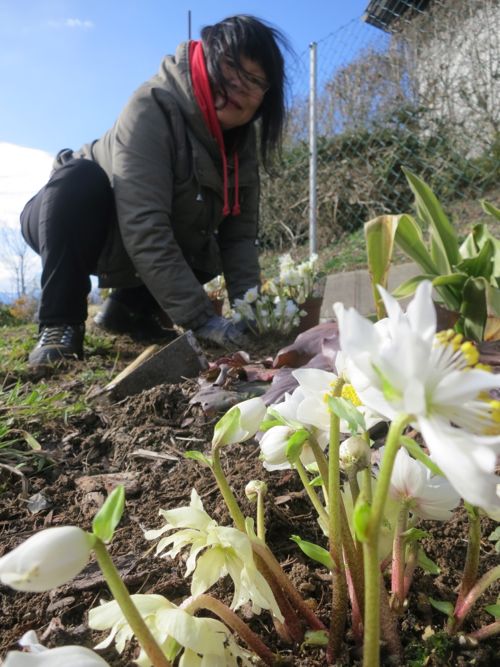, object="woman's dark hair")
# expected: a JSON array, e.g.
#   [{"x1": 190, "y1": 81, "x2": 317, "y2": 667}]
[{"x1": 201, "y1": 15, "x2": 290, "y2": 166}]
